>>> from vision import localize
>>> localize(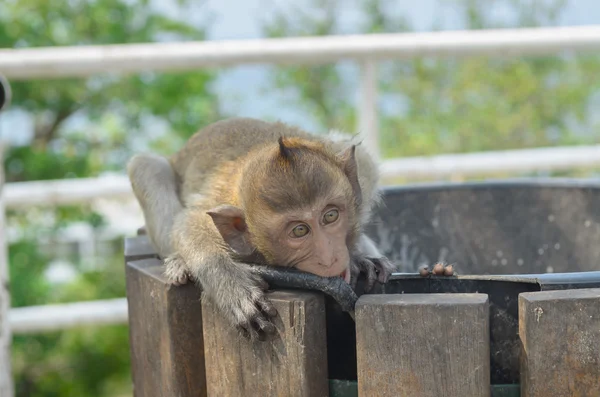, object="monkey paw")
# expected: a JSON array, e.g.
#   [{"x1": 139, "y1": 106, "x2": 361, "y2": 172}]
[
  {"x1": 163, "y1": 254, "x2": 191, "y2": 286},
  {"x1": 221, "y1": 276, "x2": 278, "y2": 341},
  {"x1": 350, "y1": 255, "x2": 396, "y2": 292},
  {"x1": 418, "y1": 262, "x2": 455, "y2": 277}
]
